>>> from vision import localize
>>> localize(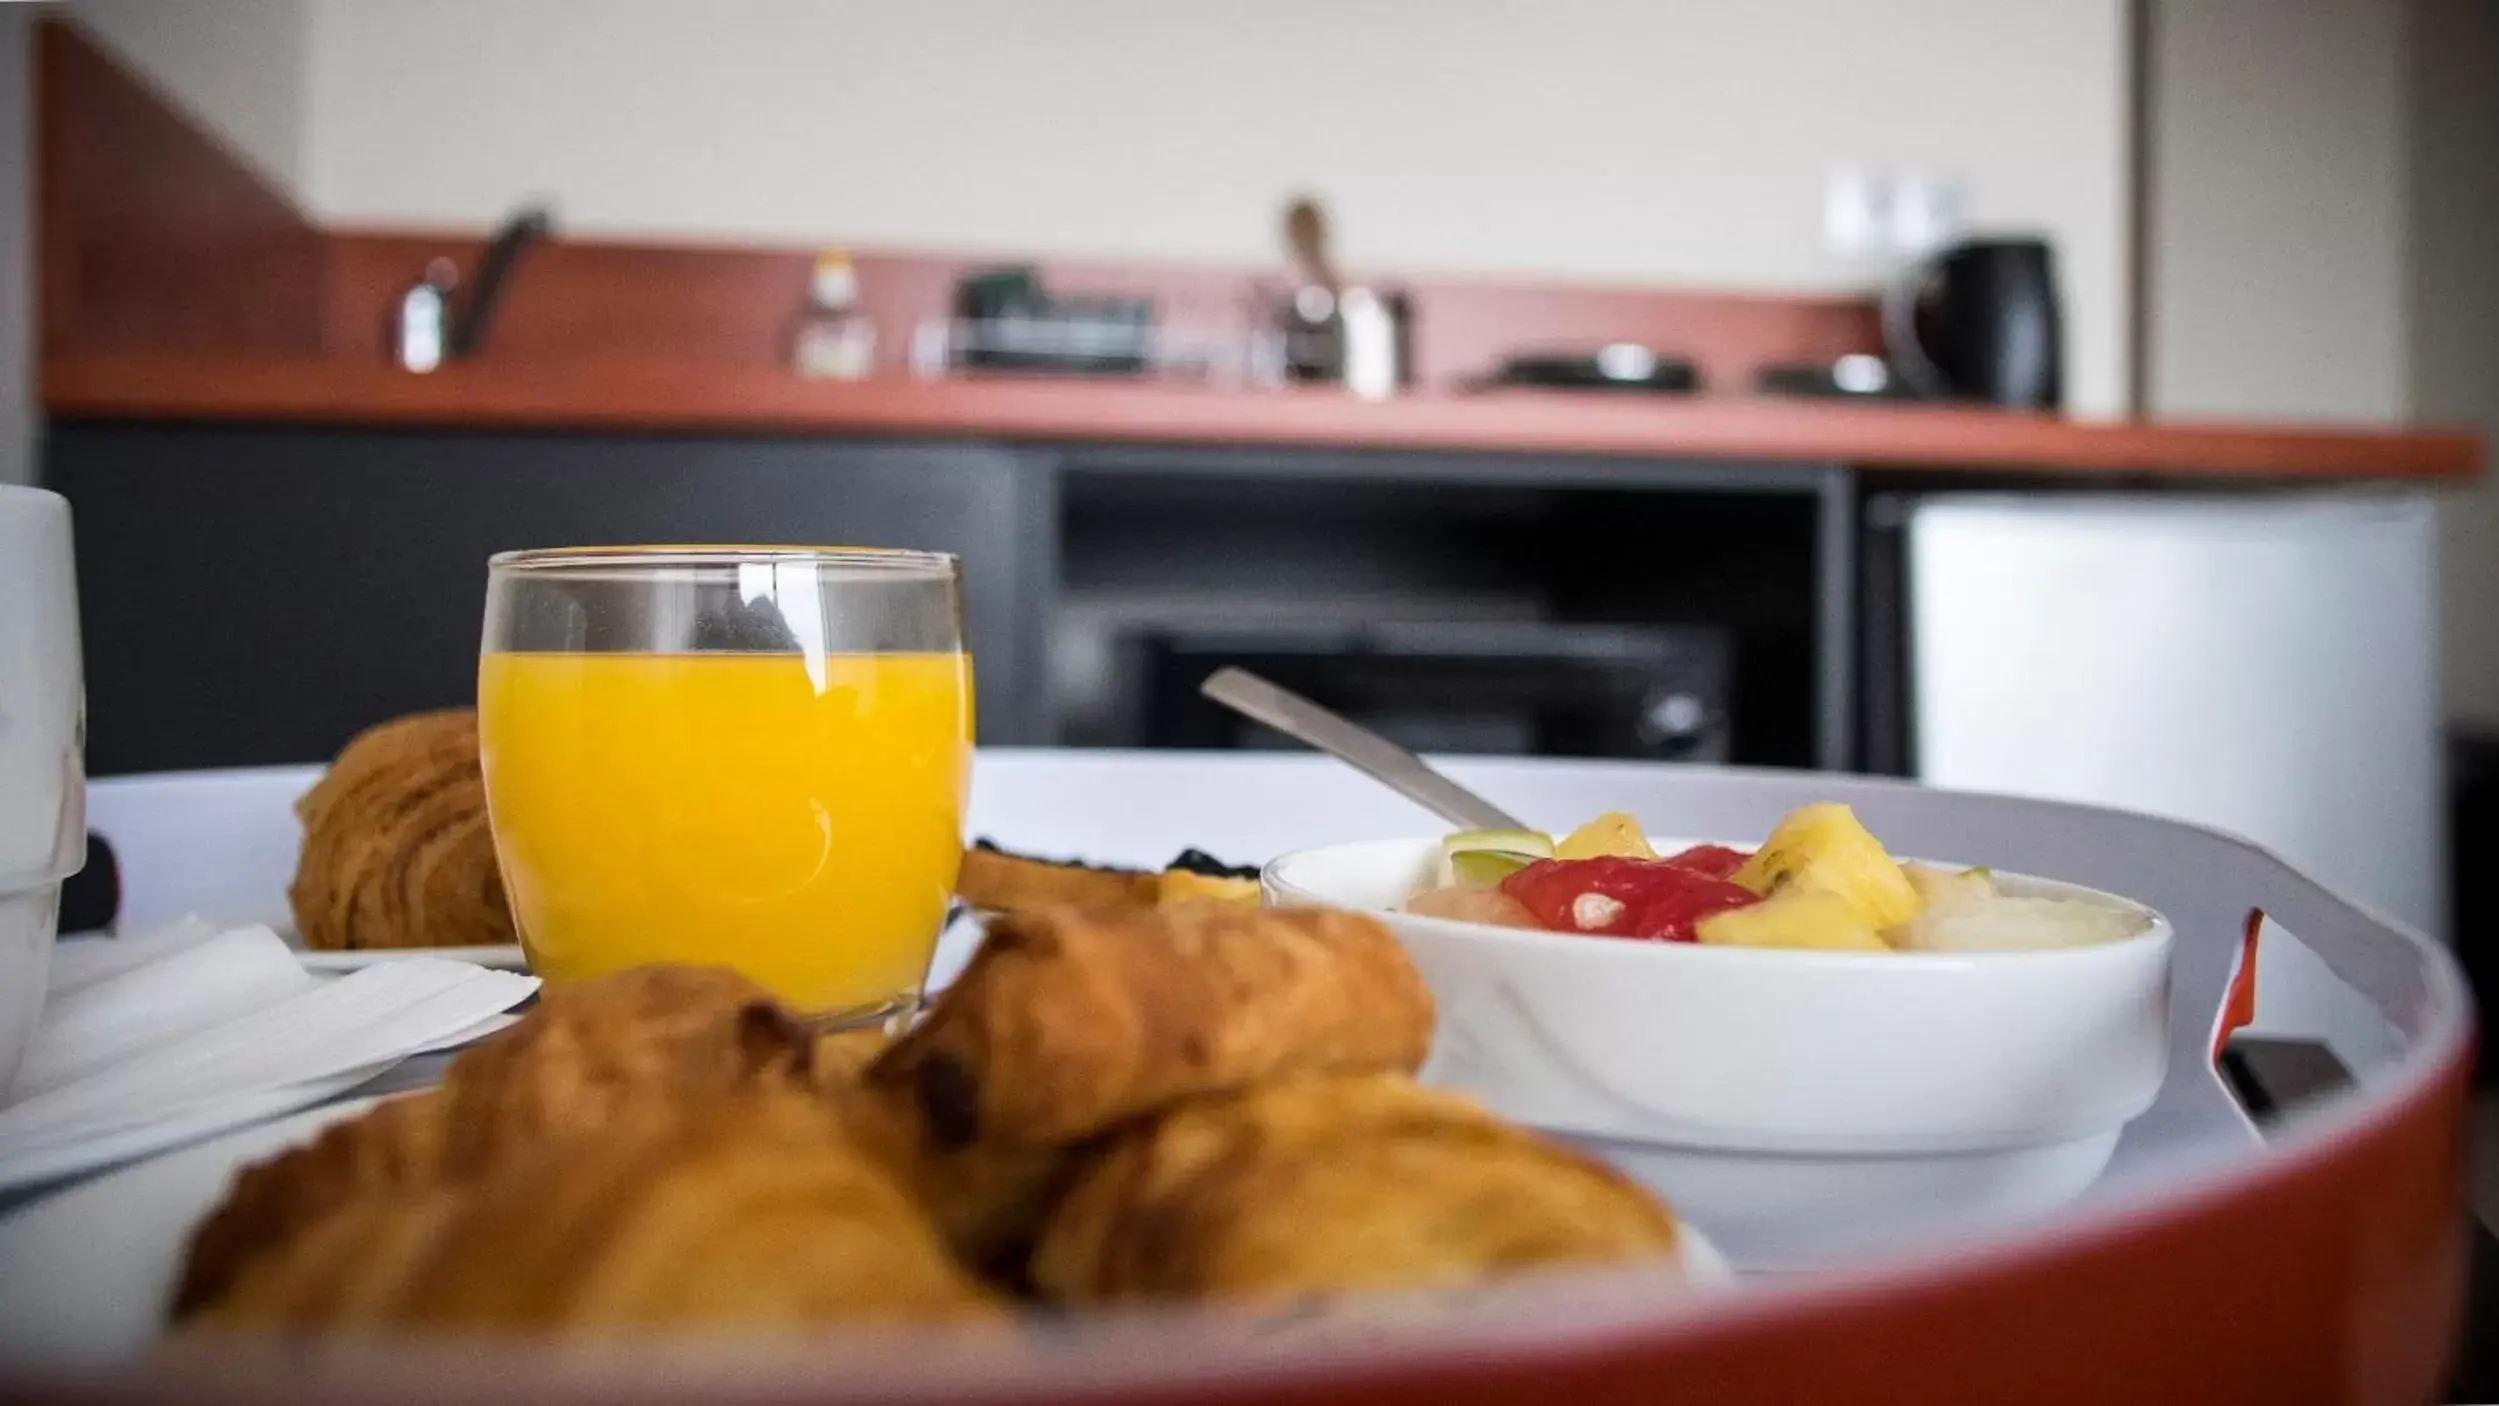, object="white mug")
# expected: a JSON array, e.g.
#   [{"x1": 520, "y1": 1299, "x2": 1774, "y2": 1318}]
[{"x1": 0, "y1": 485, "x2": 83, "y2": 1093}]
